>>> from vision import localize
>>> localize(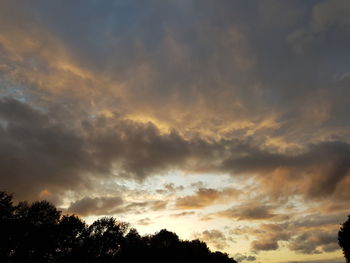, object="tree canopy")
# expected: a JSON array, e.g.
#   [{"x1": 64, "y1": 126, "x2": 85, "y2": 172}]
[
  {"x1": 339, "y1": 215, "x2": 350, "y2": 263},
  {"x1": 0, "y1": 191, "x2": 237, "y2": 263}
]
